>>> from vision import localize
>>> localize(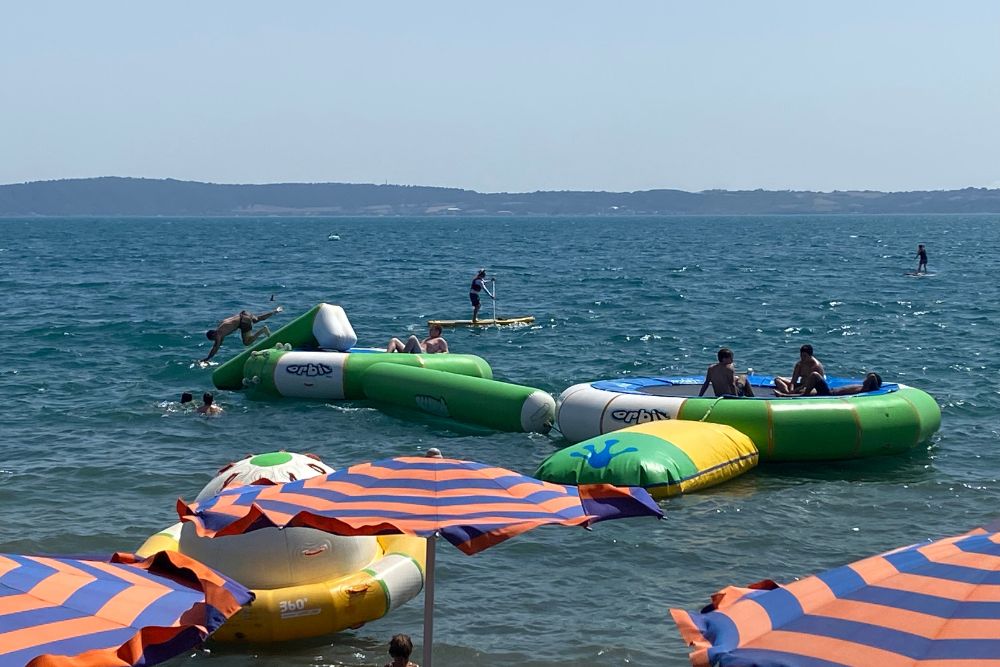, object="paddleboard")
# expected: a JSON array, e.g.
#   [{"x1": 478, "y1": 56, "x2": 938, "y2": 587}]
[
  {"x1": 428, "y1": 316, "x2": 535, "y2": 328},
  {"x1": 904, "y1": 272, "x2": 935, "y2": 277}
]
